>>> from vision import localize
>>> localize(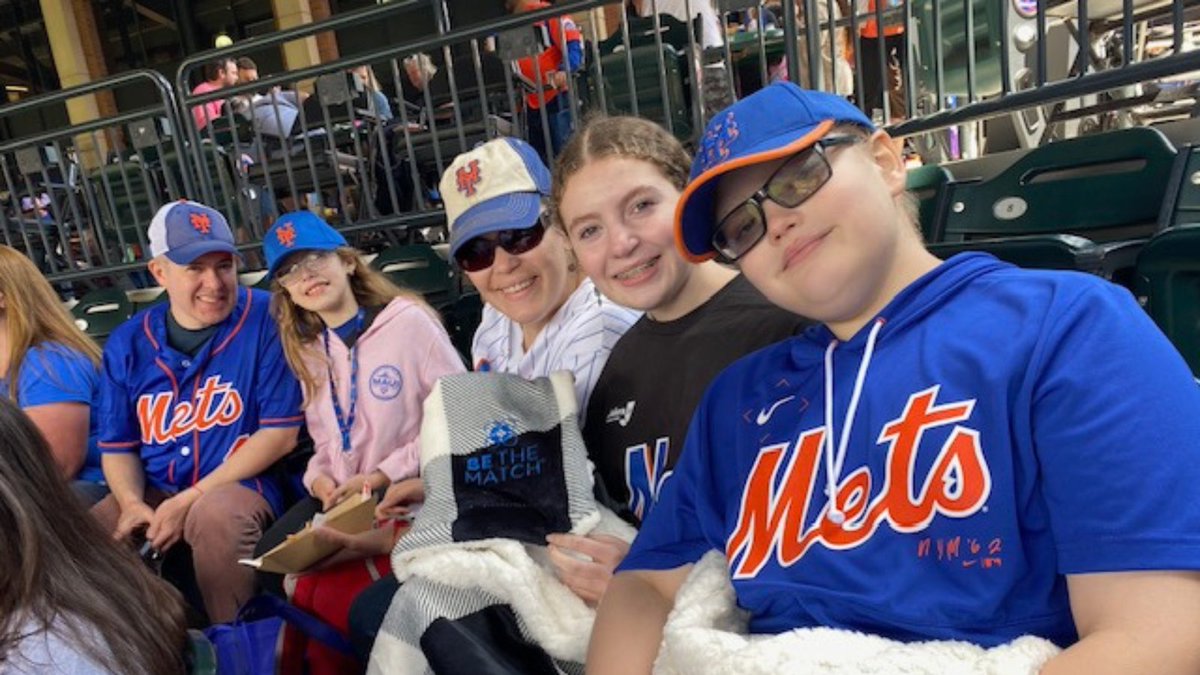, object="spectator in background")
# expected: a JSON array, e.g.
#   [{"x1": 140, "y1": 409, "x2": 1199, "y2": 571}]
[
  {"x1": 191, "y1": 57, "x2": 238, "y2": 131},
  {"x1": 0, "y1": 395, "x2": 188, "y2": 674},
  {"x1": 236, "y1": 56, "x2": 259, "y2": 84},
  {"x1": 350, "y1": 64, "x2": 394, "y2": 123},
  {"x1": 0, "y1": 246, "x2": 108, "y2": 506},
  {"x1": 859, "y1": 0, "x2": 907, "y2": 120},
  {"x1": 768, "y1": 0, "x2": 854, "y2": 97},
  {"x1": 399, "y1": 52, "x2": 438, "y2": 119},
  {"x1": 506, "y1": 0, "x2": 584, "y2": 161},
  {"x1": 630, "y1": 0, "x2": 725, "y2": 50}
]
